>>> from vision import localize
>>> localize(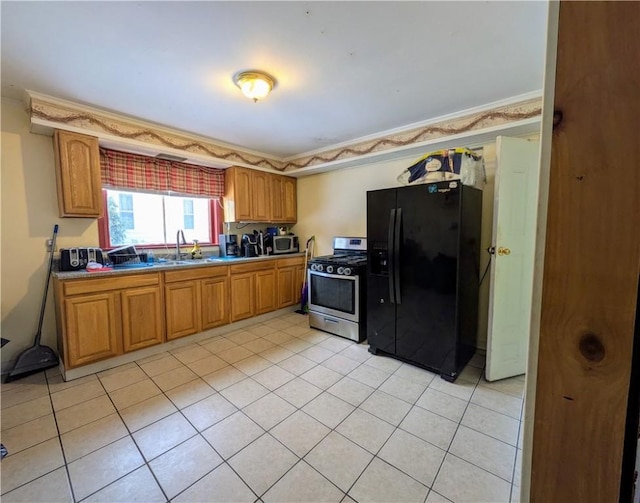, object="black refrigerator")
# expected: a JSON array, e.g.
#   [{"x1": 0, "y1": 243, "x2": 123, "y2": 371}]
[{"x1": 366, "y1": 181, "x2": 482, "y2": 382}]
